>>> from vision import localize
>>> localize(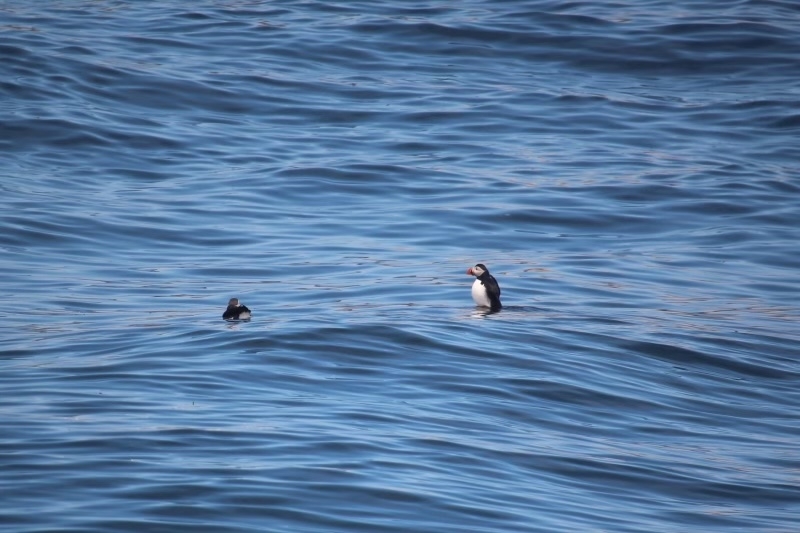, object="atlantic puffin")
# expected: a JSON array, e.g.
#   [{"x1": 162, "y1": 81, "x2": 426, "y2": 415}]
[
  {"x1": 466, "y1": 263, "x2": 502, "y2": 310},
  {"x1": 223, "y1": 298, "x2": 251, "y2": 320}
]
